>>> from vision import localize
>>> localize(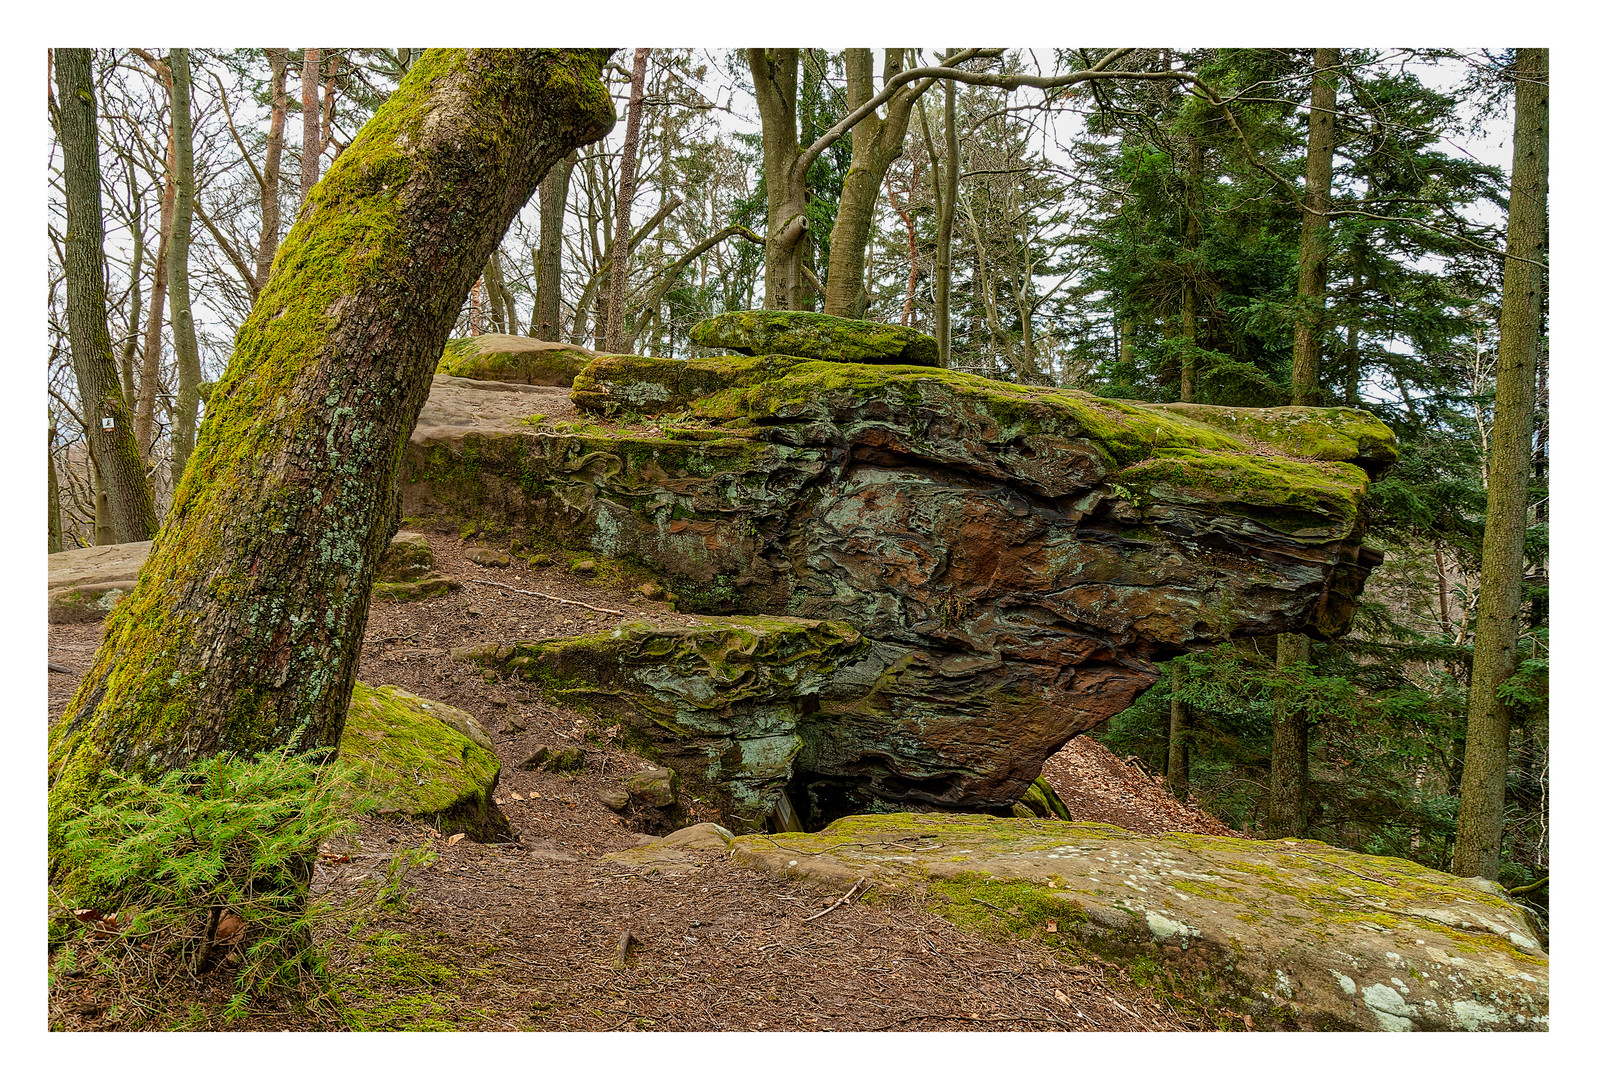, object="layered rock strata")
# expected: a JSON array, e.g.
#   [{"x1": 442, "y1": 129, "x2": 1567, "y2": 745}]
[{"x1": 405, "y1": 313, "x2": 1396, "y2": 825}]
